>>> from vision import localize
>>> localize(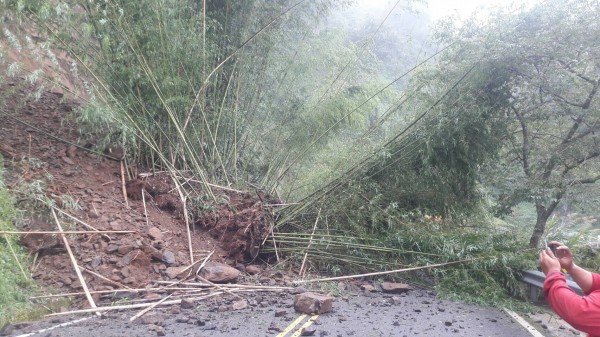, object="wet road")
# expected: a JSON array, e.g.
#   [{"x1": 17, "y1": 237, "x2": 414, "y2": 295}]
[{"x1": 10, "y1": 288, "x2": 545, "y2": 337}]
